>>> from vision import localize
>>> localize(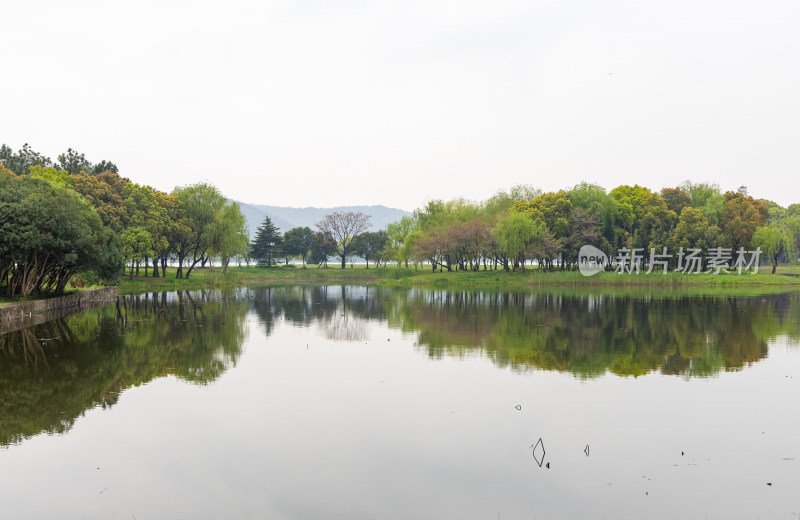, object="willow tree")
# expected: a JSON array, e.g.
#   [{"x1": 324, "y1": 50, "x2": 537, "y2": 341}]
[
  {"x1": 171, "y1": 182, "x2": 245, "y2": 278},
  {"x1": 493, "y1": 212, "x2": 544, "y2": 272},
  {"x1": 753, "y1": 224, "x2": 795, "y2": 273}
]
